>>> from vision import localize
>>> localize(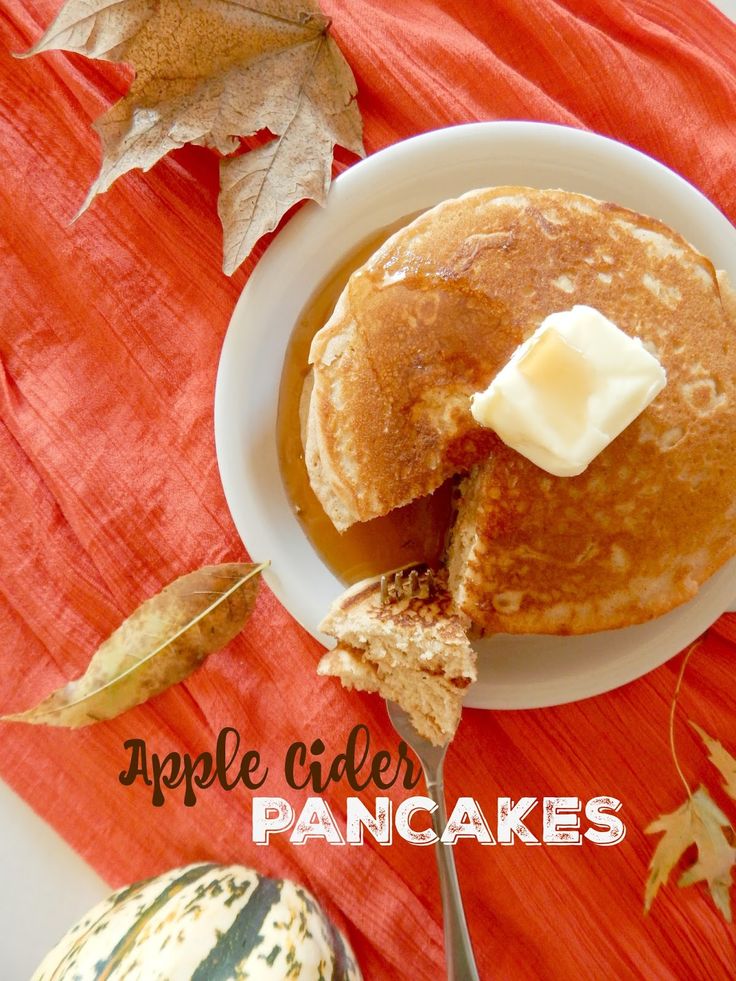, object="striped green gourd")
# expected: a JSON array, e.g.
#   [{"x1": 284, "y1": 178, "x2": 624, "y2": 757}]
[{"x1": 32, "y1": 863, "x2": 362, "y2": 980}]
